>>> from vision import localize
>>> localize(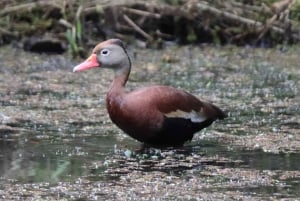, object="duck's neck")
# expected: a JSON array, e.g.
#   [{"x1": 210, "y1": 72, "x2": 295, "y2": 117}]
[
  {"x1": 107, "y1": 50, "x2": 131, "y2": 98},
  {"x1": 106, "y1": 72, "x2": 129, "y2": 117},
  {"x1": 107, "y1": 66, "x2": 130, "y2": 98},
  {"x1": 109, "y1": 74, "x2": 127, "y2": 92}
]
